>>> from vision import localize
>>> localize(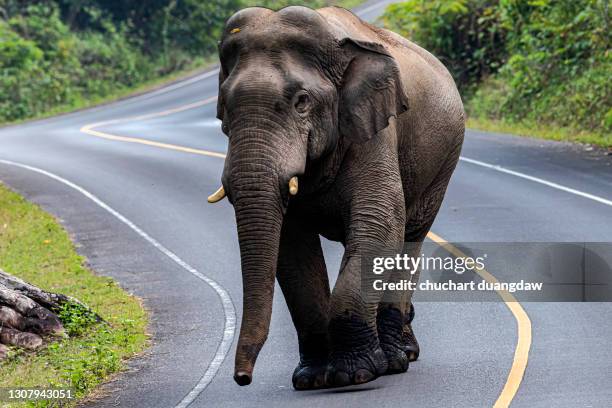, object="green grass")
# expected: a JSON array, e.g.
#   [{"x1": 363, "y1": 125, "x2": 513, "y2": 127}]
[
  {"x1": 467, "y1": 116, "x2": 612, "y2": 149},
  {"x1": 0, "y1": 183, "x2": 148, "y2": 407}
]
